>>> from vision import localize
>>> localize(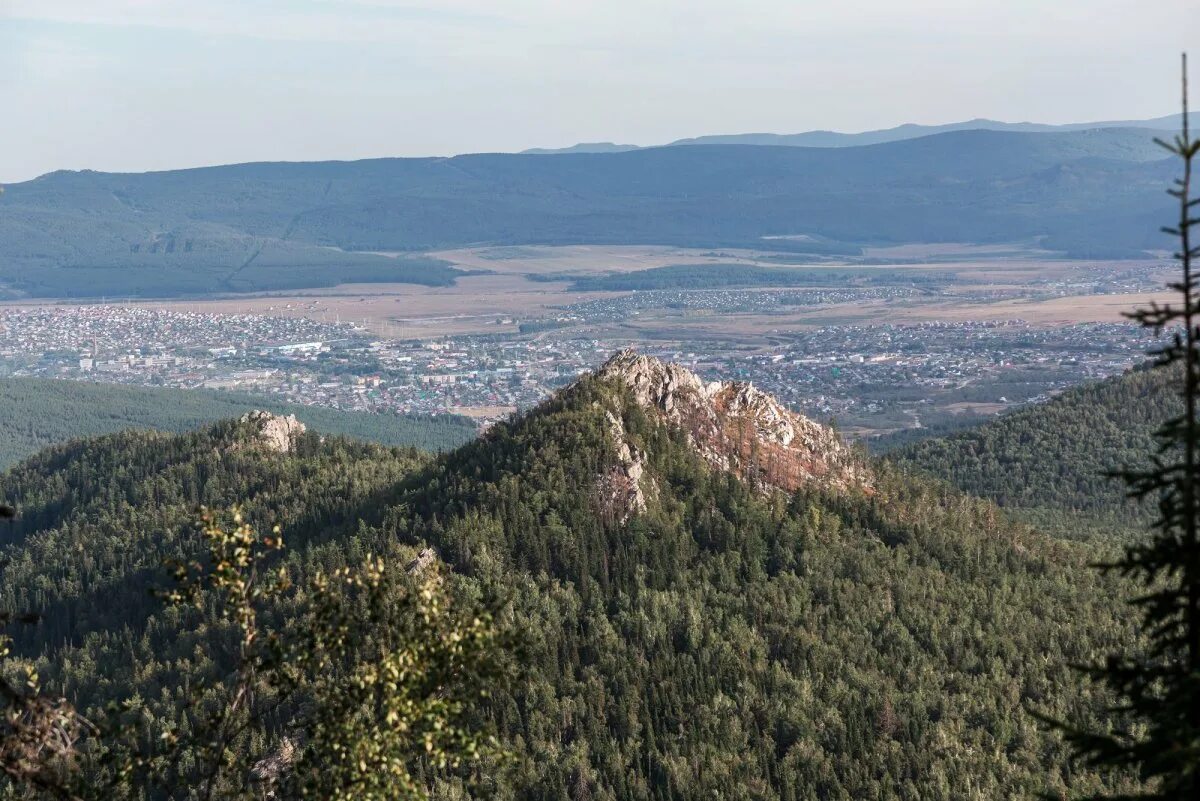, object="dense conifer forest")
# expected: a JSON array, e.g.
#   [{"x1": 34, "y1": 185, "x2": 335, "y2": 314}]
[
  {"x1": 0, "y1": 377, "x2": 477, "y2": 466},
  {"x1": 888, "y1": 366, "x2": 1175, "y2": 540},
  {"x1": 0, "y1": 370, "x2": 1149, "y2": 798}
]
